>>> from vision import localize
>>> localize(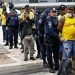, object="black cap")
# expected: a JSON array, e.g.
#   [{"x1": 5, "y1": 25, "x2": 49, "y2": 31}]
[
  {"x1": 44, "y1": 8, "x2": 51, "y2": 15},
  {"x1": 59, "y1": 5, "x2": 66, "y2": 11},
  {"x1": 25, "y1": 5, "x2": 29, "y2": 8}
]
